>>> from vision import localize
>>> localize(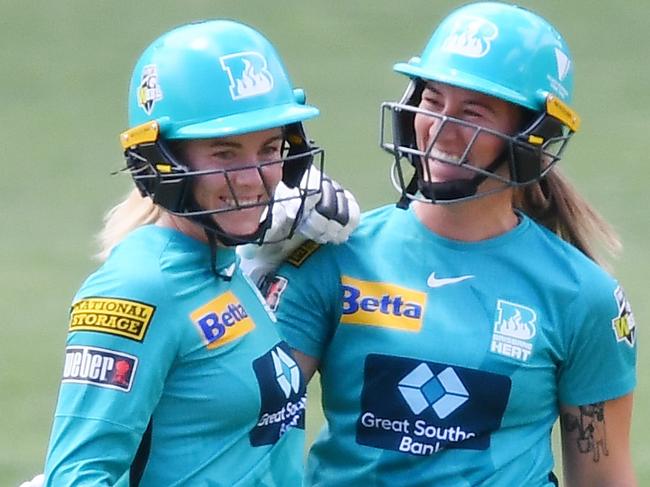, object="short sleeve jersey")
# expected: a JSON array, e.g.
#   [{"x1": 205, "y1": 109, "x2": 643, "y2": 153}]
[
  {"x1": 273, "y1": 205, "x2": 637, "y2": 487},
  {"x1": 45, "y1": 225, "x2": 306, "y2": 487}
]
